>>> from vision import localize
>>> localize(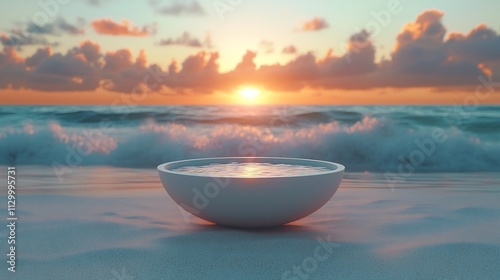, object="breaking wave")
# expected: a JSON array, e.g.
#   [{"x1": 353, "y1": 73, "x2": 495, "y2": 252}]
[{"x1": 1, "y1": 112, "x2": 499, "y2": 172}]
